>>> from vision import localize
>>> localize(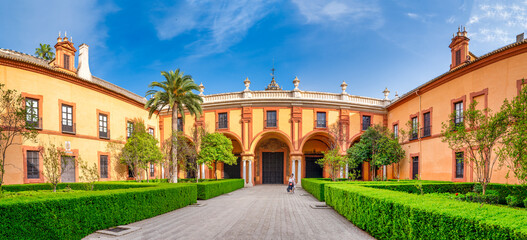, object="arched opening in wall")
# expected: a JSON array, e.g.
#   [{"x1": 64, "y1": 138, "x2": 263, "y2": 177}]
[
  {"x1": 223, "y1": 135, "x2": 243, "y2": 179},
  {"x1": 348, "y1": 138, "x2": 364, "y2": 181},
  {"x1": 254, "y1": 133, "x2": 292, "y2": 184},
  {"x1": 302, "y1": 133, "x2": 333, "y2": 179},
  {"x1": 171, "y1": 136, "x2": 196, "y2": 180}
]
